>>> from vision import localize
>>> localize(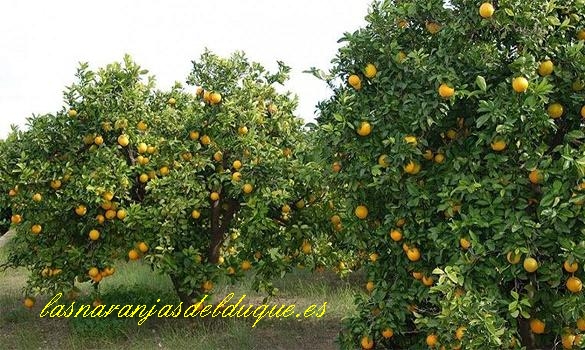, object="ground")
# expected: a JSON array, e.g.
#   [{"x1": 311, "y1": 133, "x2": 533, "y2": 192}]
[{"x1": 0, "y1": 233, "x2": 359, "y2": 350}]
